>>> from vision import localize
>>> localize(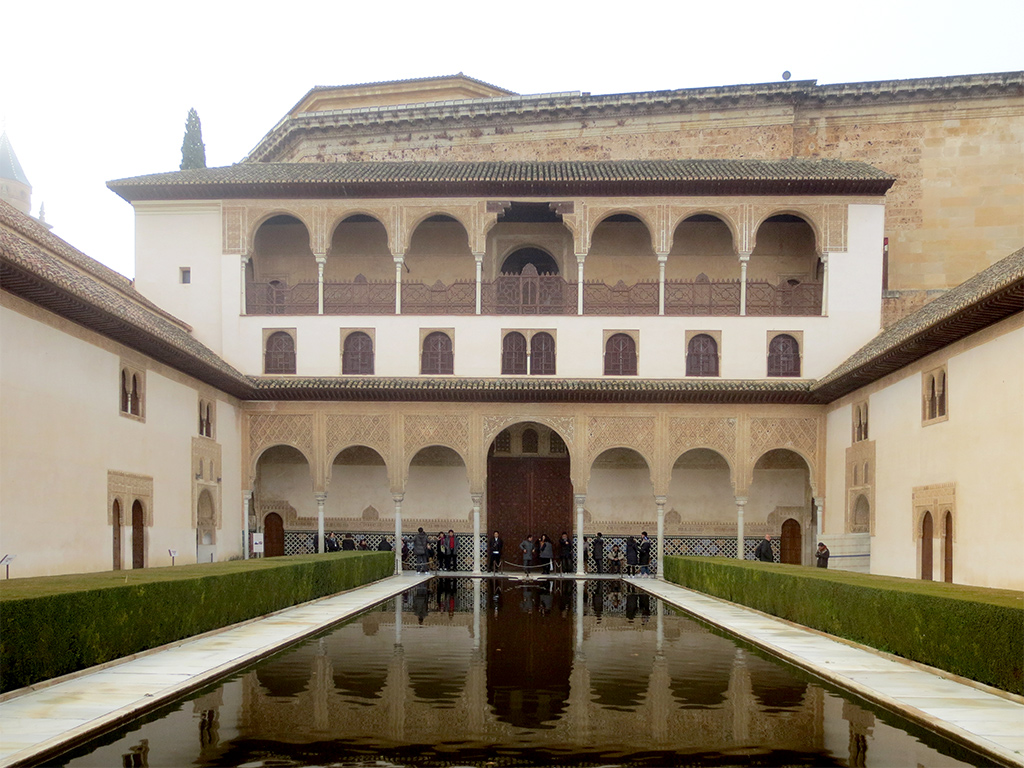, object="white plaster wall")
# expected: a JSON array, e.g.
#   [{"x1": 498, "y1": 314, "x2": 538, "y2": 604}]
[
  {"x1": 666, "y1": 469, "x2": 735, "y2": 522},
  {"x1": 126, "y1": 199, "x2": 883, "y2": 381},
  {"x1": 133, "y1": 203, "x2": 225, "y2": 354},
  {"x1": 825, "y1": 319, "x2": 1024, "y2": 590},
  {"x1": 402, "y1": 465, "x2": 473, "y2": 522},
  {"x1": 0, "y1": 301, "x2": 244, "y2": 578},
  {"x1": 746, "y1": 469, "x2": 808, "y2": 524},
  {"x1": 326, "y1": 464, "x2": 392, "y2": 520},
  {"x1": 587, "y1": 467, "x2": 655, "y2": 522}
]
